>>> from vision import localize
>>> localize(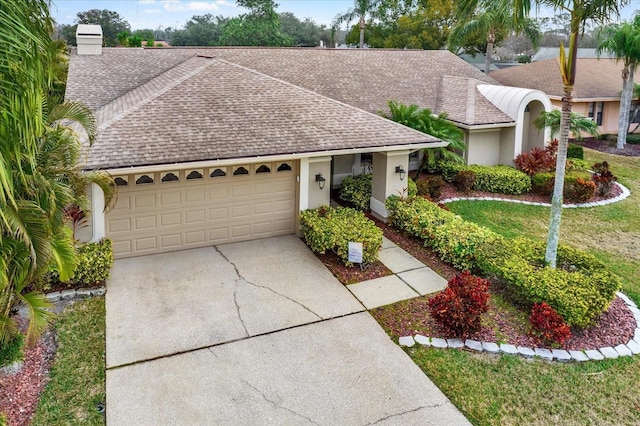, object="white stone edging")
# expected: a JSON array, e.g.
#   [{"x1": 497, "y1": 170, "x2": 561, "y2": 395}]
[
  {"x1": 44, "y1": 286, "x2": 106, "y2": 302},
  {"x1": 399, "y1": 292, "x2": 640, "y2": 362},
  {"x1": 439, "y1": 182, "x2": 630, "y2": 209}
]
